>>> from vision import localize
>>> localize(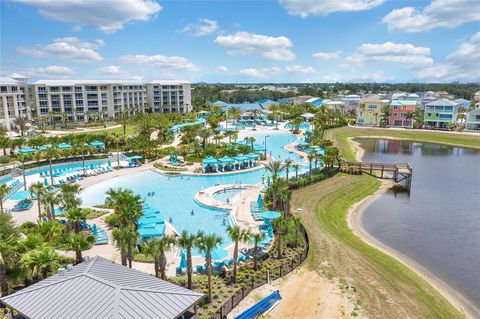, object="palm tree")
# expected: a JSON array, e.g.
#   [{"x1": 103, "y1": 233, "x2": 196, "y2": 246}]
[
  {"x1": 48, "y1": 111, "x2": 56, "y2": 128},
  {"x1": 64, "y1": 208, "x2": 90, "y2": 233},
  {"x1": 59, "y1": 183, "x2": 82, "y2": 212},
  {"x1": 40, "y1": 190, "x2": 60, "y2": 221},
  {"x1": 22, "y1": 247, "x2": 61, "y2": 280},
  {"x1": 157, "y1": 235, "x2": 176, "y2": 280},
  {"x1": 29, "y1": 182, "x2": 45, "y2": 220},
  {"x1": 0, "y1": 184, "x2": 10, "y2": 214},
  {"x1": 13, "y1": 117, "x2": 28, "y2": 136},
  {"x1": 65, "y1": 233, "x2": 95, "y2": 264},
  {"x1": 272, "y1": 217, "x2": 288, "y2": 259},
  {"x1": 142, "y1": 238, "x2": 162, "y2": 278},
  {"x1": 290, "y1": 216, "x2": 302, "y2": 247},
  {"x1": 284, "y1": 158, "x2": 292, "y2": 182},
  {"x1": 36, "y1": 221, "x2": 64, "y2": 242},
  {"x1": 227, "y1": 226, "x2": 250, "y2": 284},
  {"x1": 177, "y1": 230, "x2": 200, "y2": 289},
  {"x1": 292, "y1": 164, "x2": 300, "y2": 180},
  {"x1": 43, "y1": 146, "x2": 60, "y2": 186},
  {"x1": 227, "y1": 106, "x2": 241, "y2": 124},
  {"x1": 264, "y1": 160, "x2": 285, "y2": 182},
  {"x1": 307, "y1": 153, "x2": 315, "y2": 181},
  {"x1": 0, "y1": 252, "x2": 8, "y2": 297},
  {"x1": 106, "y1": 188, "x2": 143, "y2": 228},
  {"x1": 197, "y1": 233, "x2": 223, "y2": 303},
  {"x1": 243, "y1": 137, "x2": 256, "y2": 152},
  {"x1": 112, "y1": 227, "x2": 137, "y2": 267},
  {"x1": 249, "y1": 232, "x2": 266, "y2": 270}
]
